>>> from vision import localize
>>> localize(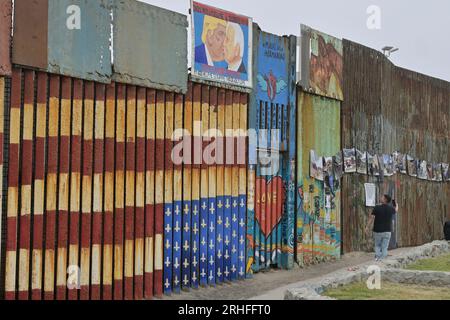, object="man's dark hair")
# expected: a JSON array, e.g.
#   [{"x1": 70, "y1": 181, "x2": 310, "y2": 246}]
[{"x1": 383, "y1": 194, "x2": 392, "y2": 203}]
